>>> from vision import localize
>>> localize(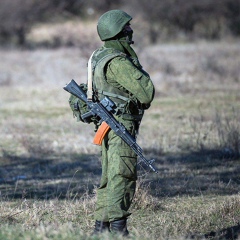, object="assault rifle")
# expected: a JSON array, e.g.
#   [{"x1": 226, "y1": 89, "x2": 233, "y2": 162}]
[{"x1": 63, "y1": 79, "x2": 158, "y2": 173}]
